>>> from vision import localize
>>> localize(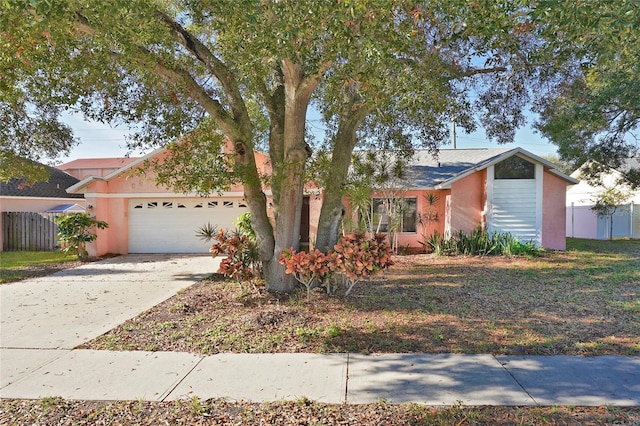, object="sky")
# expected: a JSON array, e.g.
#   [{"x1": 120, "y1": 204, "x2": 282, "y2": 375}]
[{"x1": 53, "y1": 110, "x2": 559, "y2": 164}]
